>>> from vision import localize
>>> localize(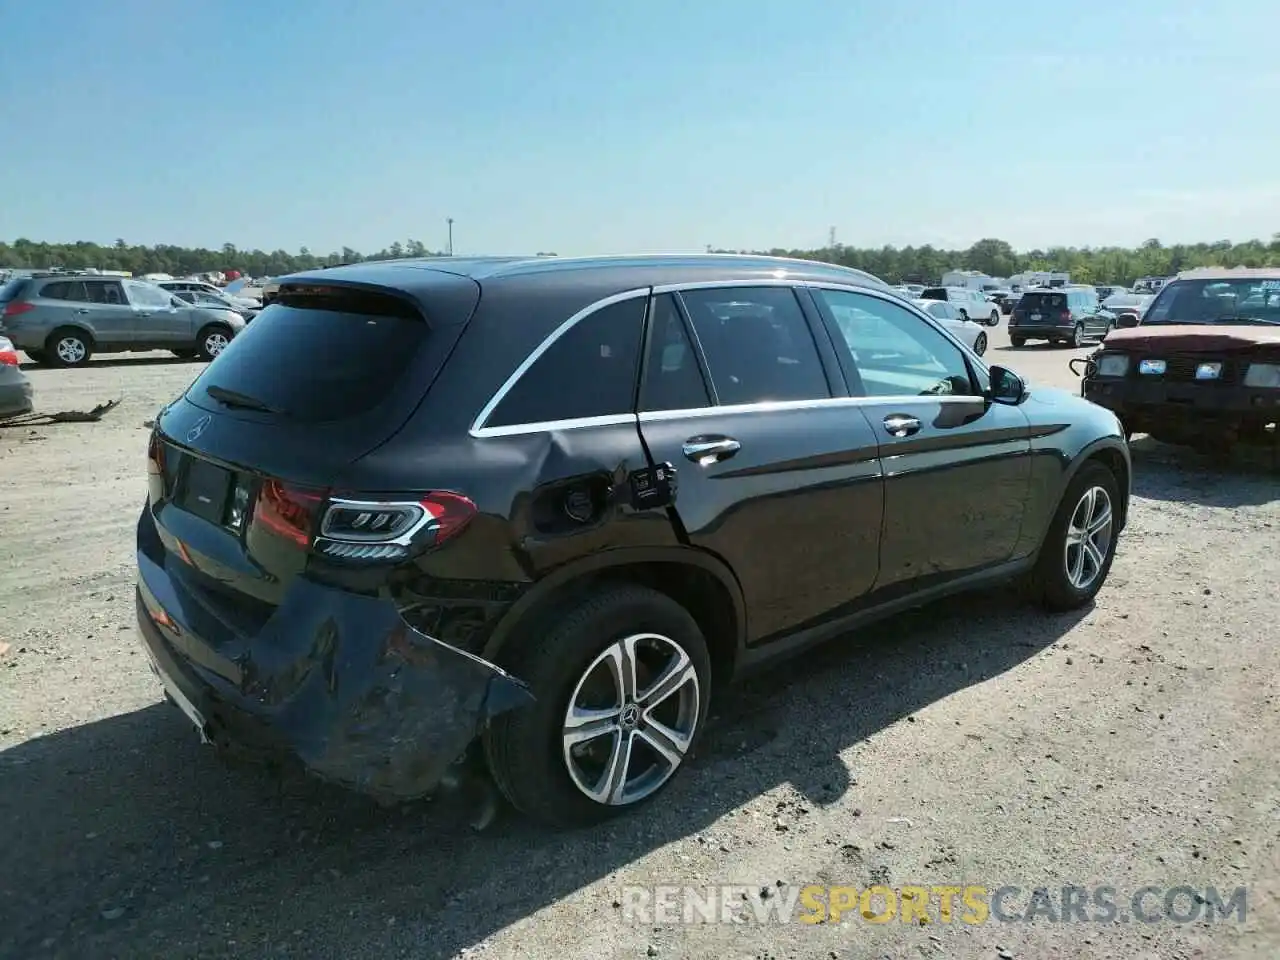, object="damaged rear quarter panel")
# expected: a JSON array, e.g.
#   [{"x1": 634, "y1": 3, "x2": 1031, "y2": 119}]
[
  {"x1": 139, "y1": 547, "x2": 534, "y2": 801},
  {"x1": 247, "y1": 578, "x2": 535, "y2": 799}
]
